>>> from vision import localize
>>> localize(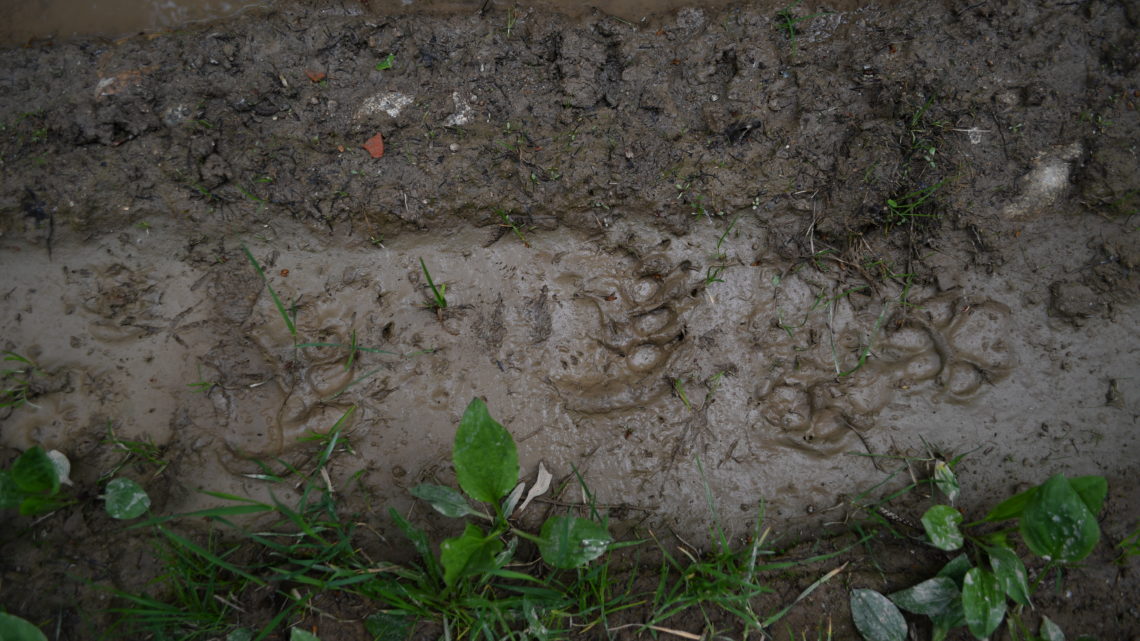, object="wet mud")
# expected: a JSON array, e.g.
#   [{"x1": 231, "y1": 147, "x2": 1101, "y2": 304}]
[{"x1": 1, "y1": 0, "x2": 1138, "y2": 637}]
